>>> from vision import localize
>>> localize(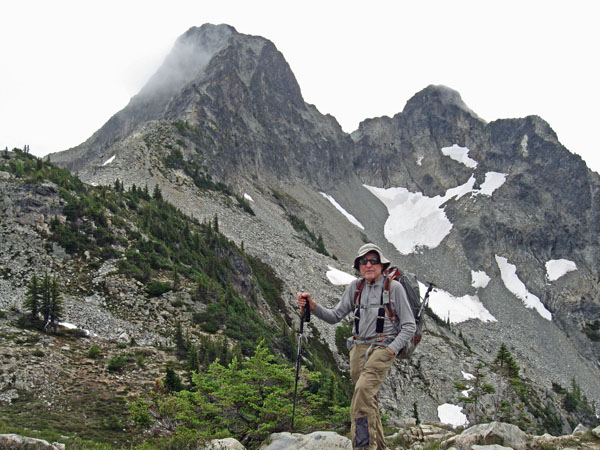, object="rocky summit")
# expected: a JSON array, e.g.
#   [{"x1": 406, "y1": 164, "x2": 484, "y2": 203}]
[{"x1": 1, "y1": 23, "x2": 599, "y2": 447}]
